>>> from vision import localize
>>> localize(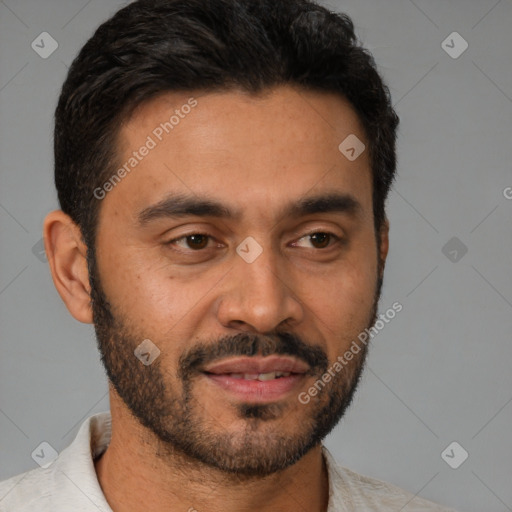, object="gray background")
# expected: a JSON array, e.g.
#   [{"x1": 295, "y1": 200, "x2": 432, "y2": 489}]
[{"x1": 1, "y1": 0, "x2": 511, "y2": 510}]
